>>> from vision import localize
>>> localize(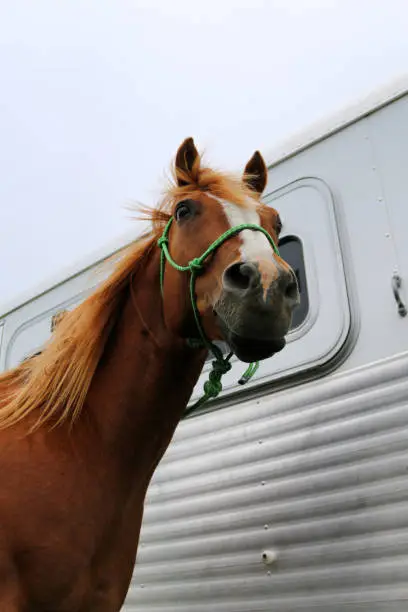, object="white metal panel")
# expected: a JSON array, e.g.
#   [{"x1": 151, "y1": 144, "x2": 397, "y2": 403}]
[
  {"x1": 124, "y1": 351, "x2": 408, "y2": 611},
  {"x1": 365, "y1": 98, "x2": 408, "y2": 289},
  {"x1": 265, "y1": 96, "x2": 408, "y2": 372}
]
